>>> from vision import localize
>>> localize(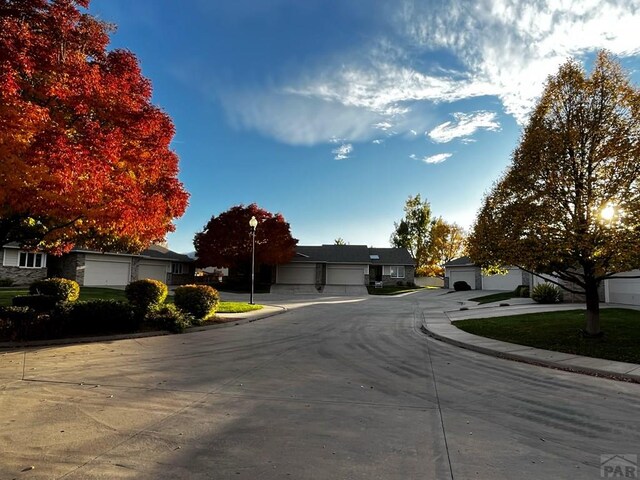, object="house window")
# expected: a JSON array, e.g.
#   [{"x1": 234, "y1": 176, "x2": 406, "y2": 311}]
[
  {"x1": 171, "y1": 263, "x2": 184, "y2": 274},
  {"x1": 19, "y1": 251, "x2": 46, "y2": 268},
  {"x1": 383, "y1": 265, "x2": 405, "y2": 278}
]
